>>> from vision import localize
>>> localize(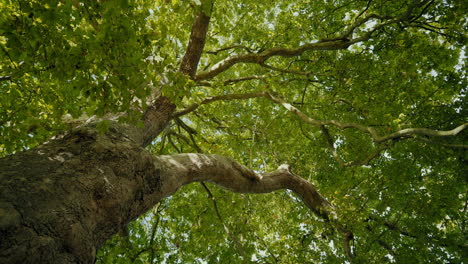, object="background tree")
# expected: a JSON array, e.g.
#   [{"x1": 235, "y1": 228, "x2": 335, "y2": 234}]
[{"x1": 0, "y1": 0, "x2": 466, "y2": 263}]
